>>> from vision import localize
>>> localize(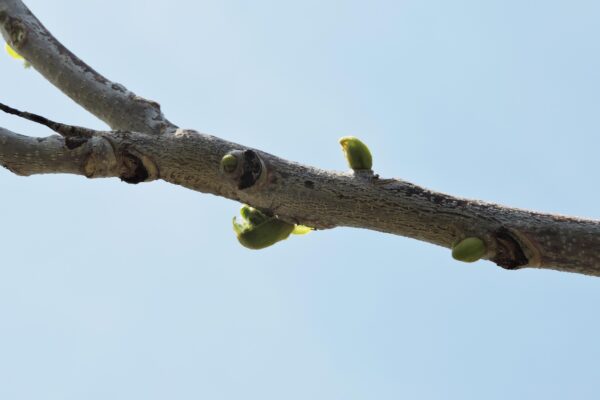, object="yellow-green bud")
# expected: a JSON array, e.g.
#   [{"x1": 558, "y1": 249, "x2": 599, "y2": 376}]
[
  {"x1": 220, "y1": 154, "x2": 238, "y2": 173},
  {"x1": 239, "y1": 205, "x2": 268, "y2": 226},
  {"x1": 232, "y1": 205, "x2": 295, "y2": 250},
  {"x1": 339, "y1": 136, "x2": 373, "y2": 171},
  {"x1": 234, "y1": 218, "x2": 295, "y2": 250},
  {"x1": 452, "y1": 237, "x2": 486, "y2": 263},
  {"x1": 5, "y1": 43, "x2": 30, "y2": 69},
  {"x1": 291, "y1": 225, "x2": 313, "y2": 235}
]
